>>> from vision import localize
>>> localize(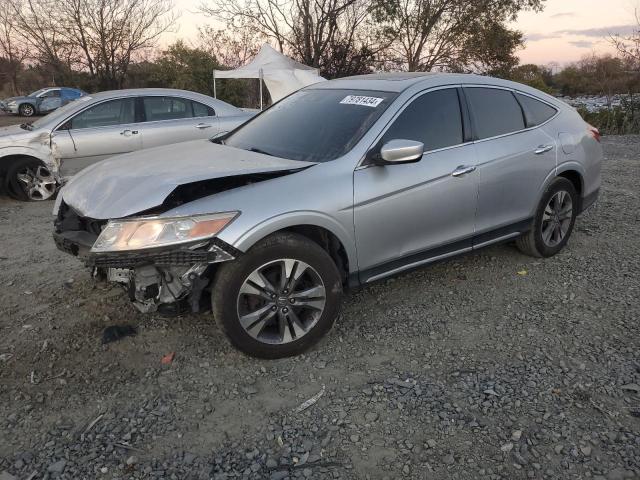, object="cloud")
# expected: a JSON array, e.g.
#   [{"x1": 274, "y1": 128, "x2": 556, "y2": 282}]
[
  {"x1": 525, "y1": 33, "x2": 560, "y2": 42},
  {"x1": 557, "y1": 24, "x2": 637, "y2": 38},
  {"x1": 568, "y1": 40, "x2": 594, "y2": 48},
  {"x1": 550, "y1": 12, "x2": 574, "y2": 19}
]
